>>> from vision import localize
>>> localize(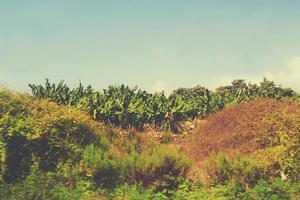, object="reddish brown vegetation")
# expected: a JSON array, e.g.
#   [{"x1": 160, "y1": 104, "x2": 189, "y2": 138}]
[{"x1": 179, "y1": 99, "x2": 300, "y2": 162}]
